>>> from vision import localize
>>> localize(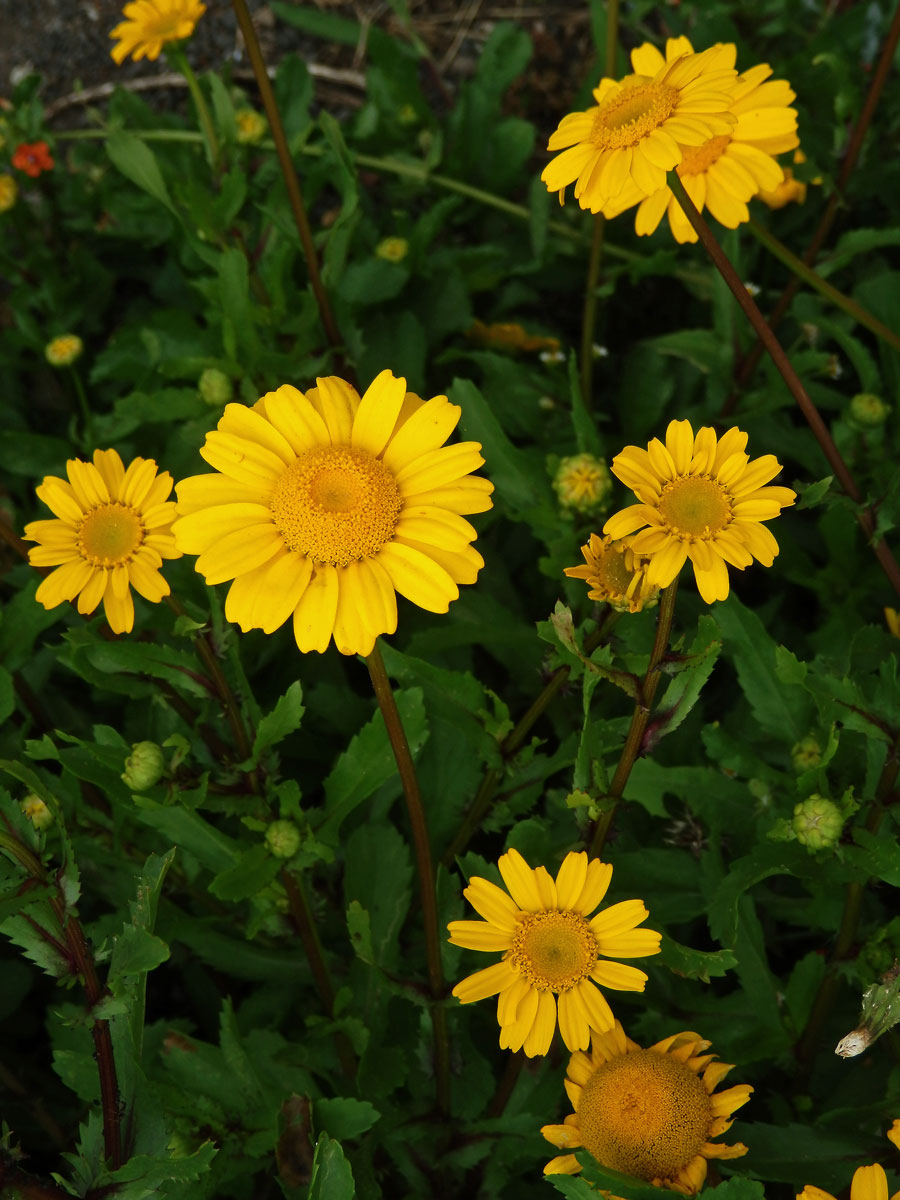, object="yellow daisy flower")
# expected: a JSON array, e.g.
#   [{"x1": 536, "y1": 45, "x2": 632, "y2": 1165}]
[
  {"x1": 45, "y1": 334, "x2": 84, "y2": 367},
  {"x1": 564, "y1": 532, "x2": 659, "y2": 613},
  {"x1": 173, "y1": 371, "x2": 493, "y2": 657},
  {"x1": 602, "y1": 38, "x2": 798, "y2": 242},
  {"x1": 542, "y1": 1021, "x2": 752, "y2": 1194},
  {"x1": 23, "y1": 449, "x2": 181, "y2": 634},
  {"x1": 109, "y1": 0, "x2": 207, "y2": 64},
  {"x1": 603, "y1": 420, "x2": 796, "y2": 604},
  {"x1": 448, "y1": 850, "x2": 661, "y2": 1058},
  {"x1": 541, "y1": 41, "x2": 738, "y2": 212},
  {"x1": 797, "y1": 1121, "x2": 900, "y2": 1200}
]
